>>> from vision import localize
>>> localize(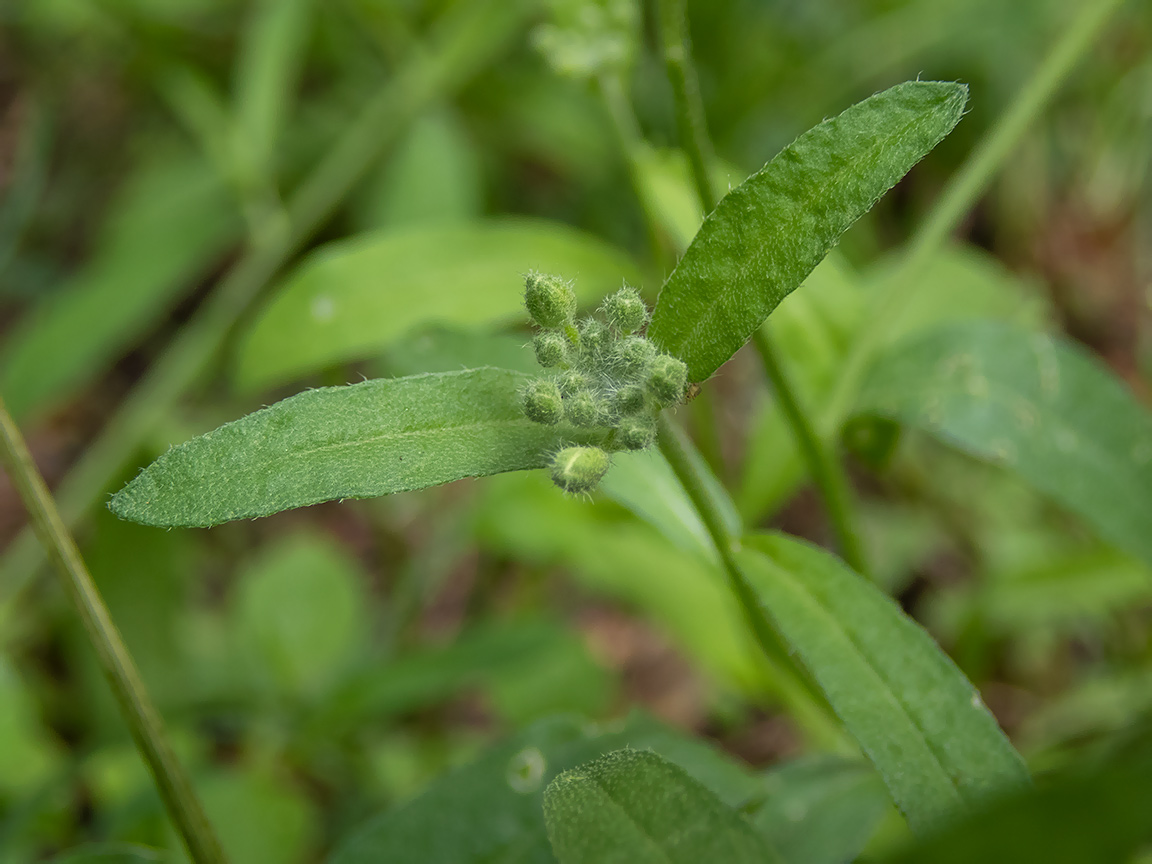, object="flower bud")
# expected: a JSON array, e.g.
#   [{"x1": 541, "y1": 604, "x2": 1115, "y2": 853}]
[
  {"x1": 646, "y1": 354, "x2": 688, "y2": 406},
  {"x1": 613, "y1": 384, "x2": 647, "y2": 416},
  {"x1": 617, "y1": 416, "x2": 656, "y2": 450},
  {"x1": 522, "y1": 379, "x2": 564, "y2": 425},
  {"x1": 614, "y1": 335, "x2": 656, "y2": 373},
  {"x1": 558, "y1": 369, "x2": 591, "y2": 396},
  {"x1": 525, "y1": 272, "x2": 577, "y2": 328},
  {"x1": 564, "y1": 389, "x2": 604, "y2": 427},
  {"x1": 550, "y1": 446, "x2": 610, "y2": 494},
  {"x1": 602, "y1": 286, "x2": 647, "y2": 334},
  {"x1": 578, "y1": 317, "x2": 612, "y2": 359},
  {"x1": 533, "y1": 332, "x2": 567, "y2": 368}
]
